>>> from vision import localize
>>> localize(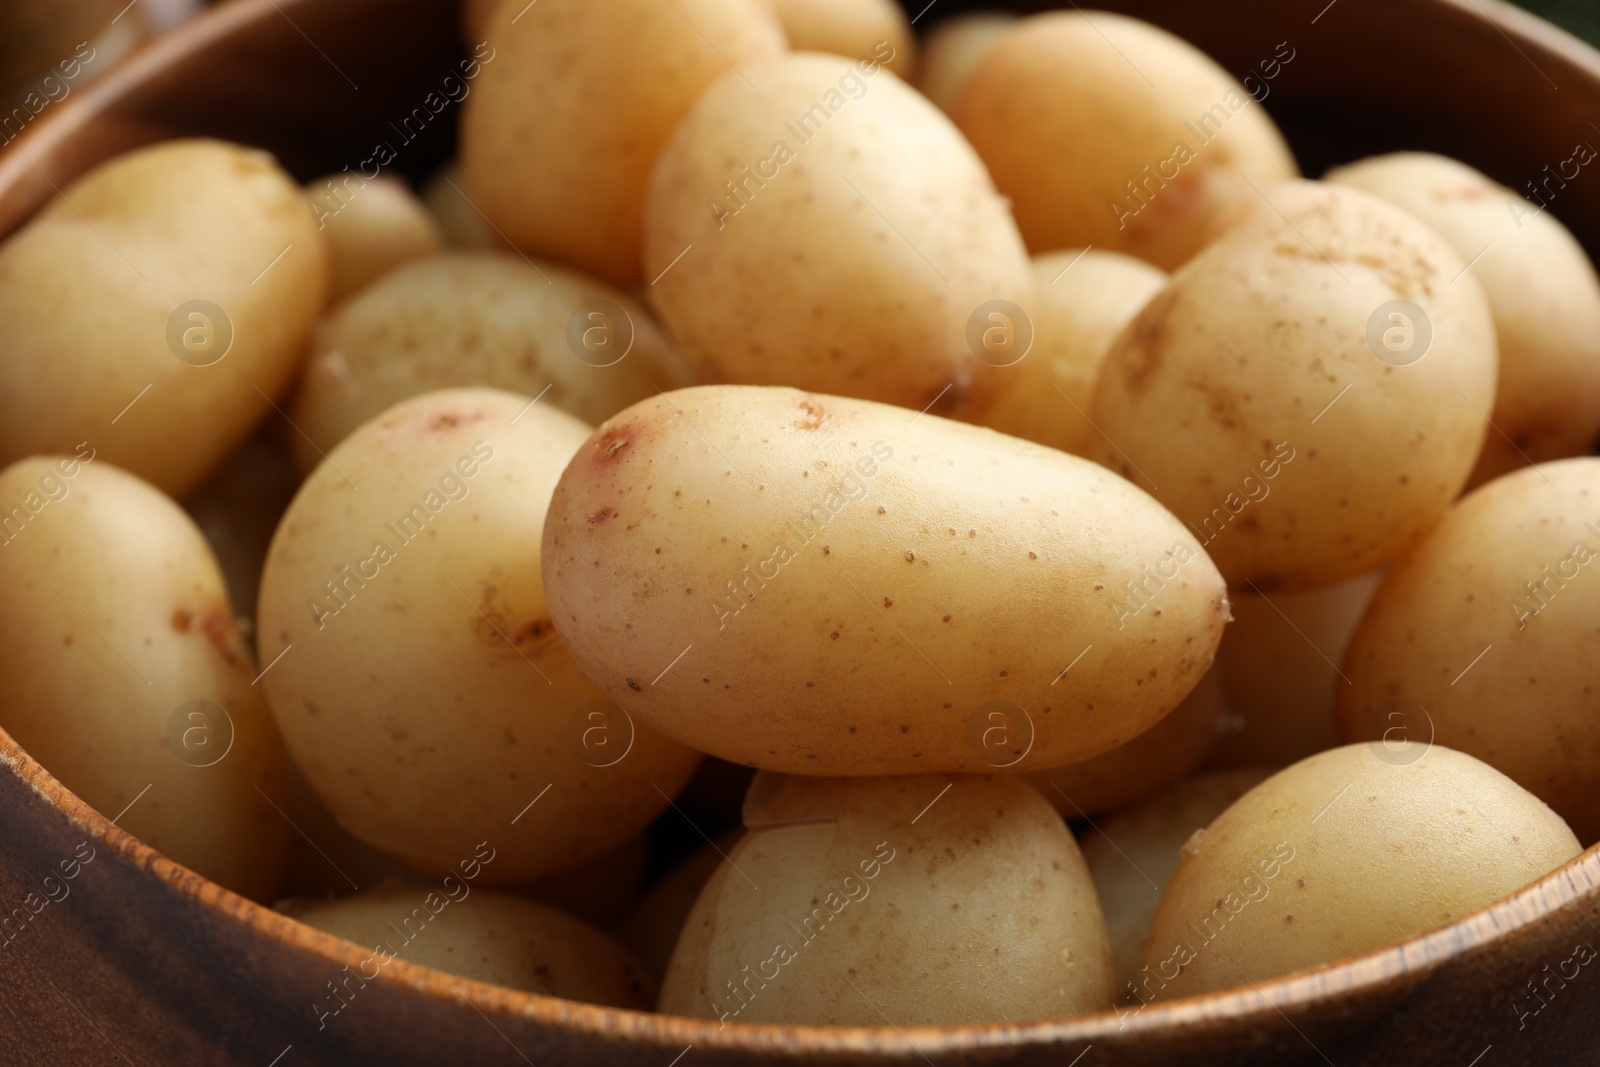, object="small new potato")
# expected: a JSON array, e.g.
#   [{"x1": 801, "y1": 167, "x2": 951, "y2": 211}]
[
  {"x1": 644, "y1": 52, "x2": 1033, "y2": 412},
  {"x1": 542, "y1": 385, "x2": 1229, "y2": 775},
  {"x1": 461, "y1": 0, "x2": 786, "y2": 283},
  {"x1": 1339, "y1": 458, "x2": 1600, "y2": 844},
  {"x1": 0, "y1": 138, "x2": 328, "y2": 497},
  {"x1": 286, "y1": 252, "x2": 689, "y2": 473},
  {"x1": 1327, "y1": 152, "x2": 1600, "y2": 485},
  {"x1": 975, "y1": 250, "x2": 1167, "y2": 458},
  {"x1": 953, "y1": 13, "x2": 1298, "y2": 269},
  {"x1": 1029, "y1": 664, "x2": 1226, "y2": 819},
  {"x1": 916, "y1": 11, "x2": 1016, "y2": 114},
  {"x1": 0, "y1": 456, "x2": 291, "y2": 901},
  {"x1": 282, "y1": 881, "x2": 654, "y2": 1009},
  {"x1": 659, "y1": 774, "x2": 1114, "y2": 1024},
  {"x1": 306, "y1": 173, "x2": 444, "y2": 304},
  {"x1": 761, "y1": 0, "x2": 915, "y2": 78},
  {"x1": 258, "y1": 388, "x2": 702, "y2": 884},
  {"x1": 1140, "y1": 745, "x2": 1579, "y2": 998},
  {"x1": 1092, "y1": 181, "x2": 1499, "y2": 590}
]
